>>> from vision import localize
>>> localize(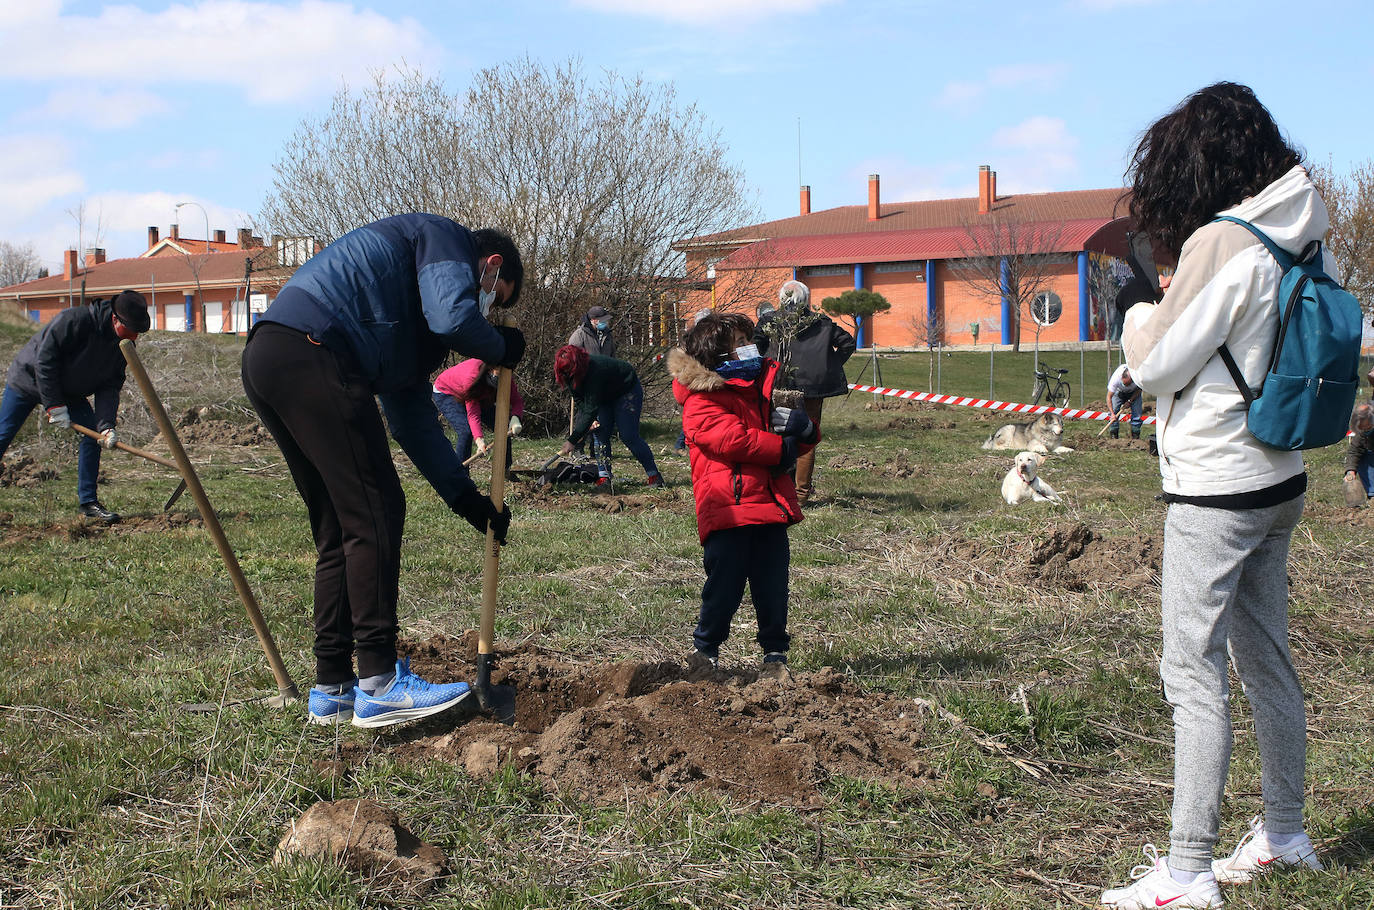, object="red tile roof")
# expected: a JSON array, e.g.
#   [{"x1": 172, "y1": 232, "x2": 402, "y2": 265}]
[
  {"x1": 0, "y1": 249, "x2": 278, "y2": 298},
  {"x1": 679, "y1": 187, "x2": 1130, "y2": 249},
  {"x1": 145, "y1": 238, "x2": 243, "y2": 257},
  {"x1": 718, "y1": 217, "x2": 1115, "y2": 270}
]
